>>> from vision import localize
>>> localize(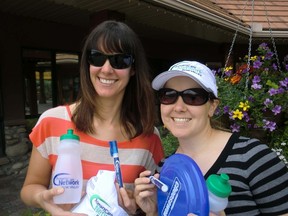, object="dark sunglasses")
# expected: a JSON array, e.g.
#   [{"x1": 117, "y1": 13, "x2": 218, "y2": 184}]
[
  {"x1": 87, "y1": 49, "x2": 134, "y2": 69},
  {"x1": 158, "y1": 88, "x2": 213, "y2": 106}
]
